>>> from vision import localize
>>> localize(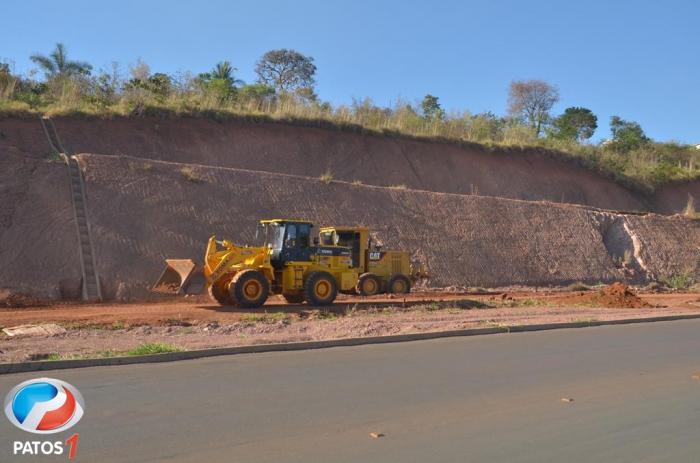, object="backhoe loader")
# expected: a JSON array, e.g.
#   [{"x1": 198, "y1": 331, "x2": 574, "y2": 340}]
[{"x1": 153, "y1": 219, "x2": 425, "y2": 307}]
